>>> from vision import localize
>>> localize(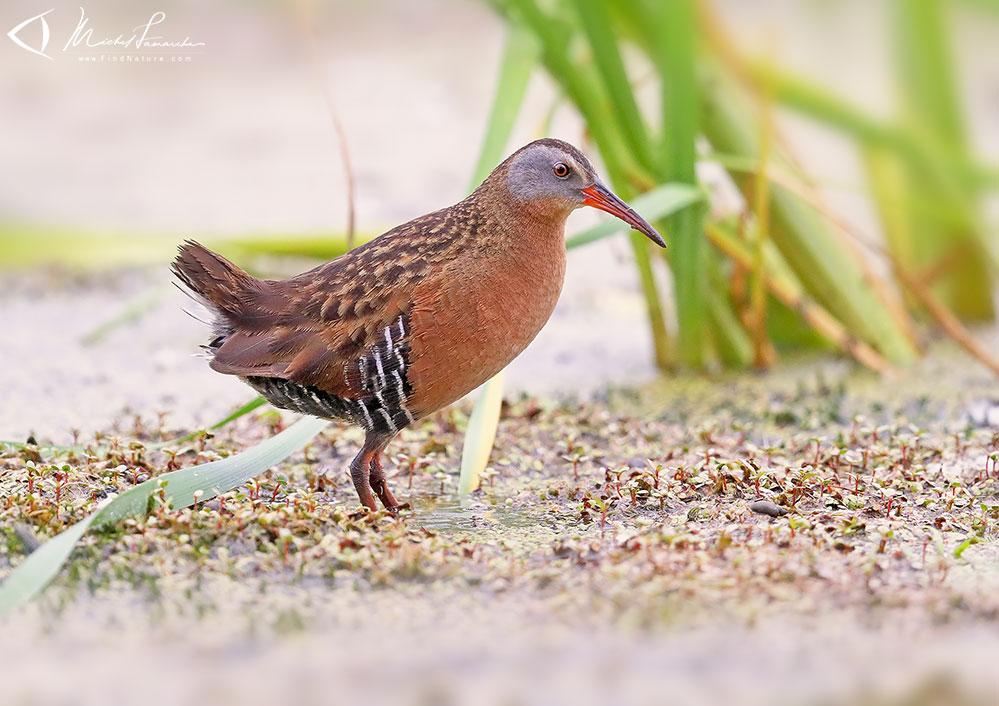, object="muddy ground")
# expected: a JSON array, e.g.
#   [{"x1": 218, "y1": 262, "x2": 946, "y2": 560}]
[{"x1": 2, "y1": 338, "x2": 998, "y2": 706}]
